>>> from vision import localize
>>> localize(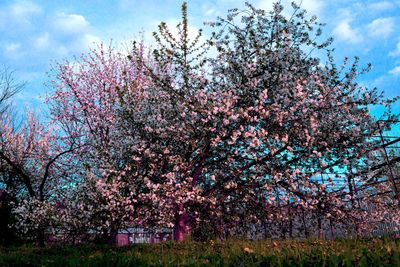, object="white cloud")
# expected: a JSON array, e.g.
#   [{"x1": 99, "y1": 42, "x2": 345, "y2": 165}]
[
  {"x1": 367, "y1": 17, "x2": 395, "y2": 38},
  {"x1": 389, "y1": 66, "x2": 400, "y2": 75},
  {"x1": 53, "y1": 13, "x2": 89, "y2": 34},
  {"x1": 333, "y1": 20, "x2": 362, "y2": 44},
  {"x1": 336, "y1": 7, "x2": 352, "y2": 19},
  {"x1": 205, "y1": 8, "x2": 216, "y2": 16},
  {"x1": 48, "y1": 33, "x2": 102, "y2": 56},
  {"x1": 33, "y1": 32, "x2": 50, "y2": 50},
  {"x1": 4, "y1": 42, "x2": 22, "y2": 58},
  {"x1": 55, "y1": 45, "x2": 68, "y2": 56},
  {"x1": 10, "y1": 0, "x2": 41, "y2": 18},
  {"x1": 202, "y1": 4, "x2": 217, "y2": 17},
  {"x1": 79, "y1": 34, "x2": 102, "y2": 50},
  {"x1": 368, "y1": 1, "x2": 395, "y2": 12},
  {"x1": 297, "y1": 0, "x2": 324, "y2": 16},
  {"x1": 389, "y1": 41, "x2": 400, "y2": 57},
  {"x1": 48, "y1": 12, "x2": 103, "y2": 55},
  {"x1": 1, "y1": 0, "x2": 42, "y2": 28}
]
